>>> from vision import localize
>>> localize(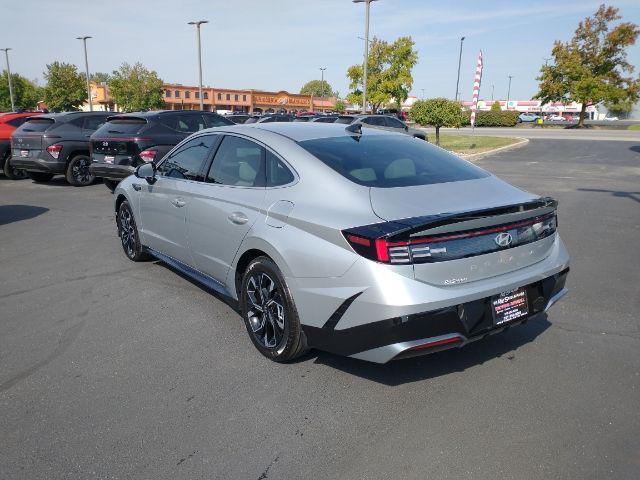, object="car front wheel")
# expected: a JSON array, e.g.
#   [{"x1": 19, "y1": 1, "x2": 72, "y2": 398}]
[
  {"x1": 240, "y1": 256, "x2": 308, "y2": 362},
  {"x1": 116, "y1": 200, "x2": 150, "y2": 262}
]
